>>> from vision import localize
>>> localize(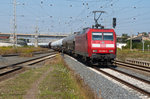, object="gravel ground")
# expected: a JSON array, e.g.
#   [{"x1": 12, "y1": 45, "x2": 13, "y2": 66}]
[
  {"x1": 0, "y1": 53, "x2": 52, "y2": 67},
  {"x1": 63, "y1": 54, "x2": 149, "y2": 99}
]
